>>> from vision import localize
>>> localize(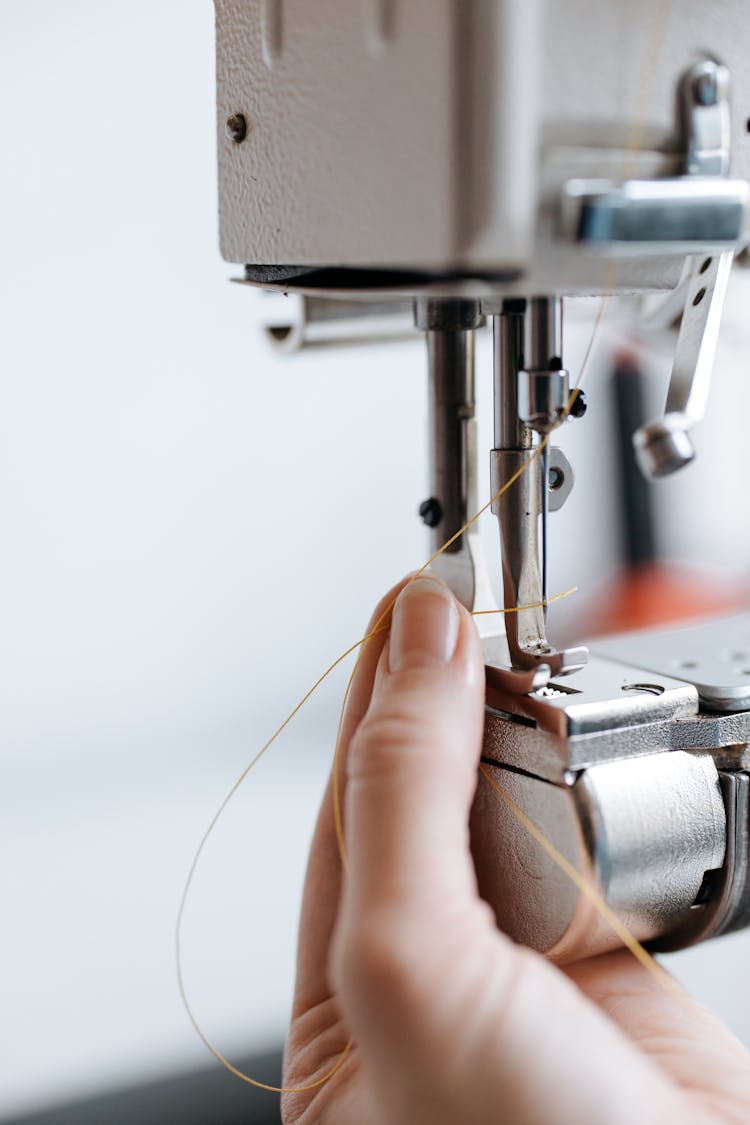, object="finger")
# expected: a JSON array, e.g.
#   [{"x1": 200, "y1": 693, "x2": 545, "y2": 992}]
[
  {"x1": 333, "y1": 574, "x2": 488, "y2": 1016},
  {"x1": 291, "y1": 577, "x2": 409, "y2": 1018},
  {"x1": 339, "y1": 575, "x2": 486, "y2": 933},
  {"x1": 566, "y1": 951, "x2": 750, "y2": 1117}
]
